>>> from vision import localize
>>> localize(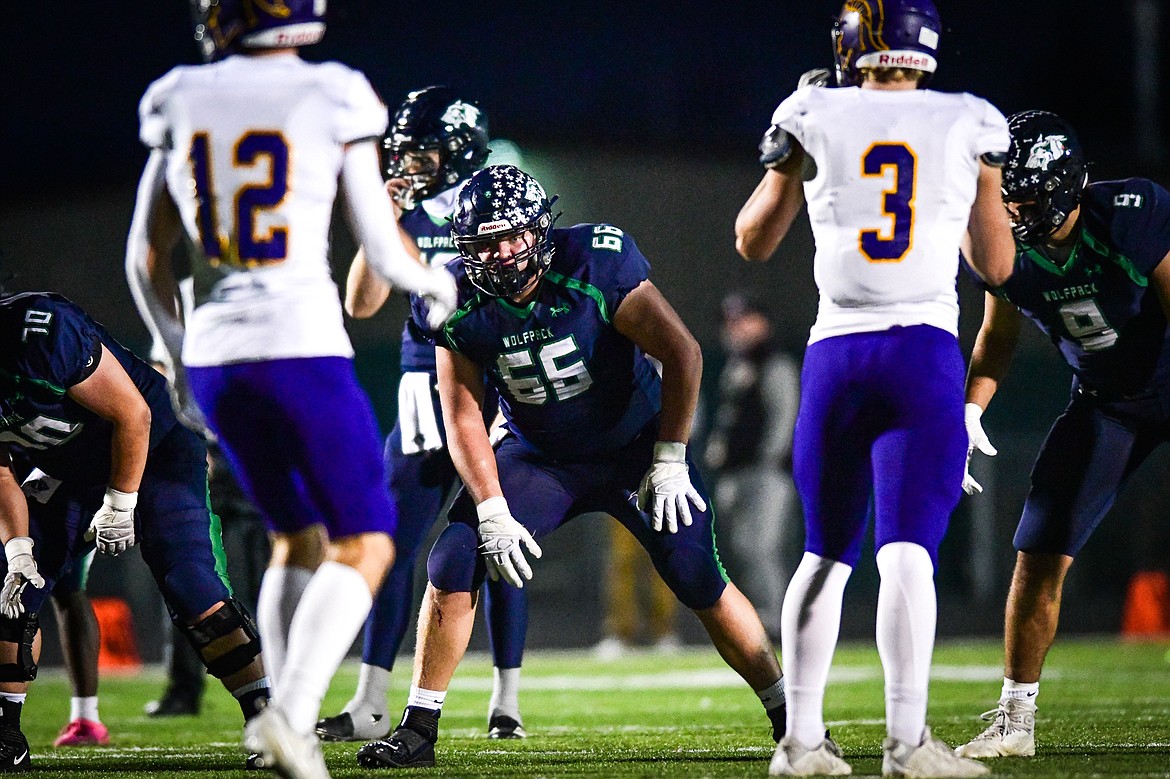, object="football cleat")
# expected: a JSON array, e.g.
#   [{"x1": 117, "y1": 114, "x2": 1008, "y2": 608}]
[
  {"x1": 315, "y1": 711, "x2": 389, "y2": 742},
  {"x1": 242, "y1": 706, "x2": 330, "y2": 779},
  {"x1": 356, "y1": 708, "x2": 439, "y2": 769},
  {"x1": 144, "y1": 691, "x2": 200, "y2": 717},
  {"x1": 0, "y1": 724, "x2": 30, "y2": 773},
  {"x1": 767, "y1": 704, "x2": 787, "y2": 742},
  {"x1": 884, "y1": 727, "x2": 989, "y2": 777},
  {"x1": 487, "y1": 714, "x2": 527, "y2": 739},
  {"x1": 52, "y1": 718, "x2": 110, "y2": 747},
  {"x1": 954, "y1": 698, "x2": 1037, "y2": 758},
  {"x1": 769, "y1": 736, "x2": 851, "y2": 776}
]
